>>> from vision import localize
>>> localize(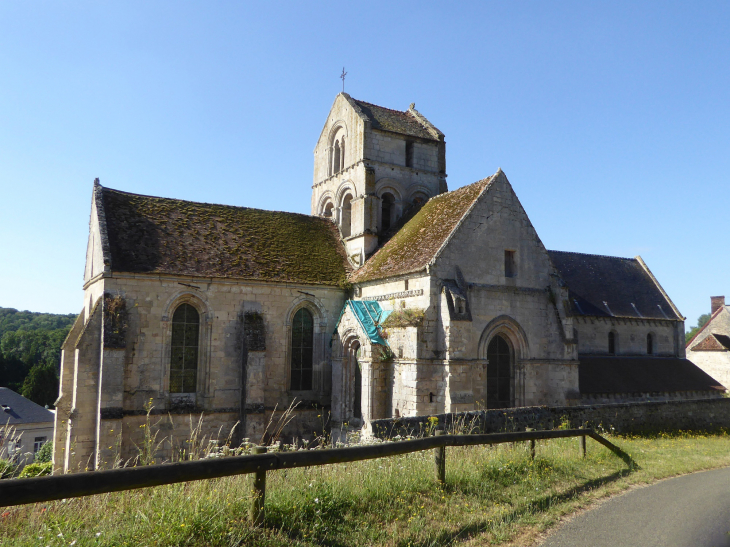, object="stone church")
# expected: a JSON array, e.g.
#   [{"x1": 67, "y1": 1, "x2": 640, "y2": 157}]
[{"x1": 52, "y1": 93, "x2": 722, "y2": 472}]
